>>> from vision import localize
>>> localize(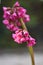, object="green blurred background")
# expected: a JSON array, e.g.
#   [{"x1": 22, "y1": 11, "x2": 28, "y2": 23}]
[{"x1": 0, "y1": 0, "x2": 43, "y2": 48}]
